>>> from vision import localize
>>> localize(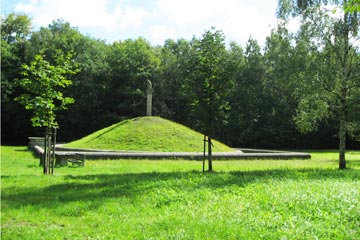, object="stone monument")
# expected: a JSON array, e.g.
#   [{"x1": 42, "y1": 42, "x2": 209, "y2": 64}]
[{"x1": 146, "y1": 79, "x2": 153, "y2": 116}]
